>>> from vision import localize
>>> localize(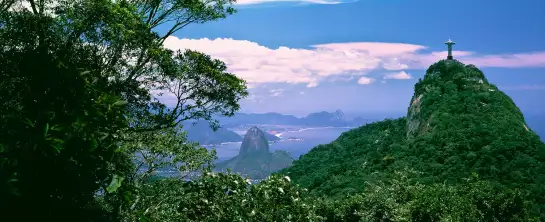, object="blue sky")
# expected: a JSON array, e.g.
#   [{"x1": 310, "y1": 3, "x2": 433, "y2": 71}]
[{"x1": 157, "y1": 0, "x2": 545, "y2": 117}]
